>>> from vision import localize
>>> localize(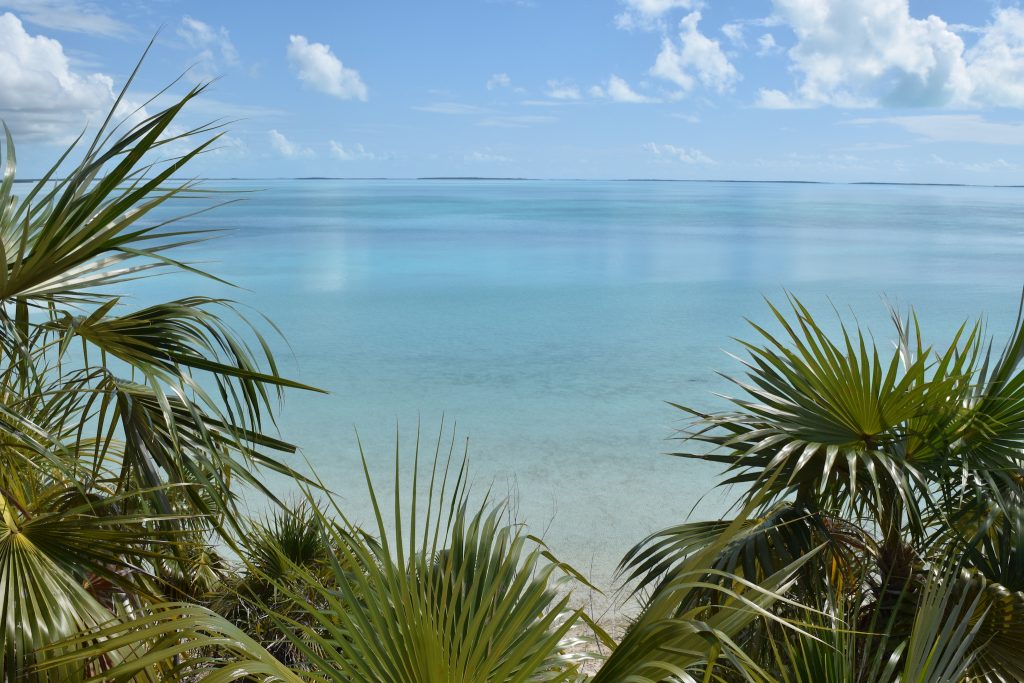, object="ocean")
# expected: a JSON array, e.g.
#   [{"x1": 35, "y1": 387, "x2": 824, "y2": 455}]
[{"x1": 135, "y1": 178, "x2": 1024, "y2": 594}]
